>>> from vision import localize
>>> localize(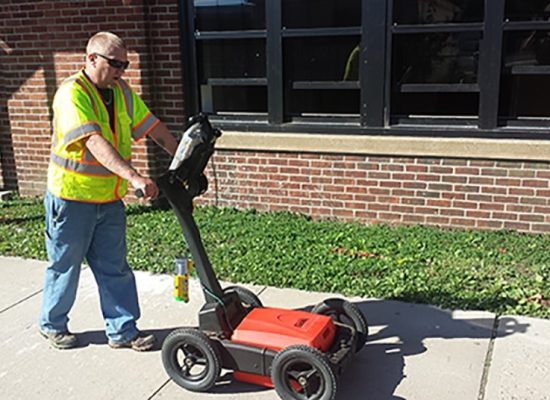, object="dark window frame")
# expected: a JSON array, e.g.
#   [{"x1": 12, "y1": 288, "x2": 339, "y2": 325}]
[{"x1": 177, "y1": 0, "x2": 550, "y2": 139}]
